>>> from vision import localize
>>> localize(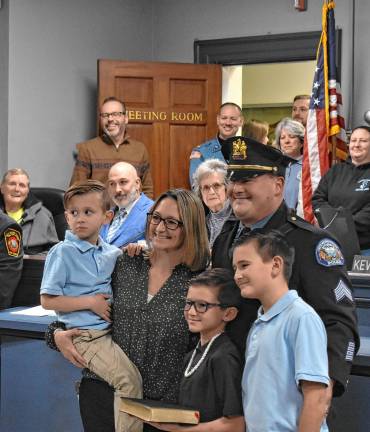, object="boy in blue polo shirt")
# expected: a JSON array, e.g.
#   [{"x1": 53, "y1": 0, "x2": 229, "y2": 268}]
[
  {"x1": 233, "y1": 230, "x2": 330, "y2": 432},
  {"x1": 40, "y1": 180, "x2": 142, "y2": 432}
]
